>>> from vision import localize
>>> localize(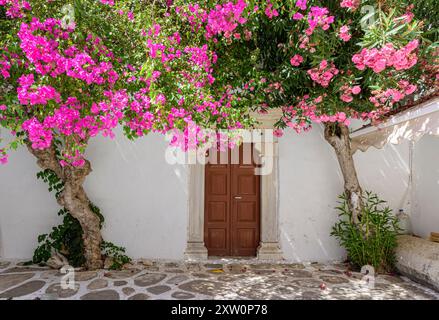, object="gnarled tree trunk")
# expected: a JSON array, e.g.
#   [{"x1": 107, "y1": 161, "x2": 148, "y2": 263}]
[
  {"x1": 324, "y1": 122, "x2": 363, "y2": 223},
  {"x1": 27, "y1": 143, "x2": 103, "y2": 270}
]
